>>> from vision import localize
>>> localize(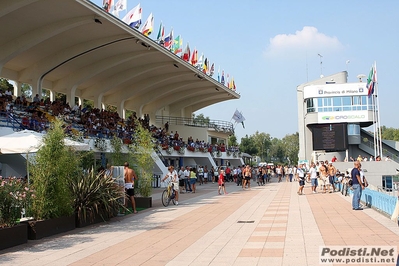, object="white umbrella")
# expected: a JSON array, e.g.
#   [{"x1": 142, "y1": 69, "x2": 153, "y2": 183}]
[
  {"x1": 0, "y1": 129, "x2": 89, "y2": 153},
  {"x1": 0, "y1": 130, "x2": 90, "y2": 183}
]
